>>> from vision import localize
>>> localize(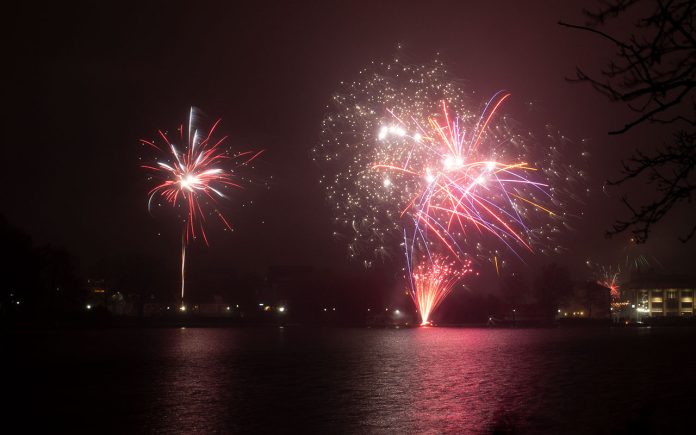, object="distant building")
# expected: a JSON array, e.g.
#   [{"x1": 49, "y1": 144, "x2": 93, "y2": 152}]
[{"x1": 626, "y1": 273, "x2": 695, "y2": 318}]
